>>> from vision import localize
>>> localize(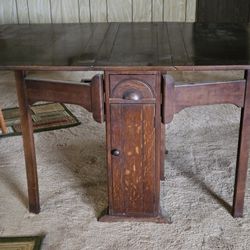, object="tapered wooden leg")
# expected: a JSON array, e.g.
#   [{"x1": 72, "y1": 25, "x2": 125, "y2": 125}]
[
  {"x1": 232, "y1": 70, "x2": 250, "y2": 218},
  {"x1": 161, "y1": 123, "x2": 166, "y2": 181},
  {"x1": 15, "y1": 71, "x2": 40, "y2": 214},
  {"x1": 0, "y1": 108, "x2": 8, "y2": 134}
]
